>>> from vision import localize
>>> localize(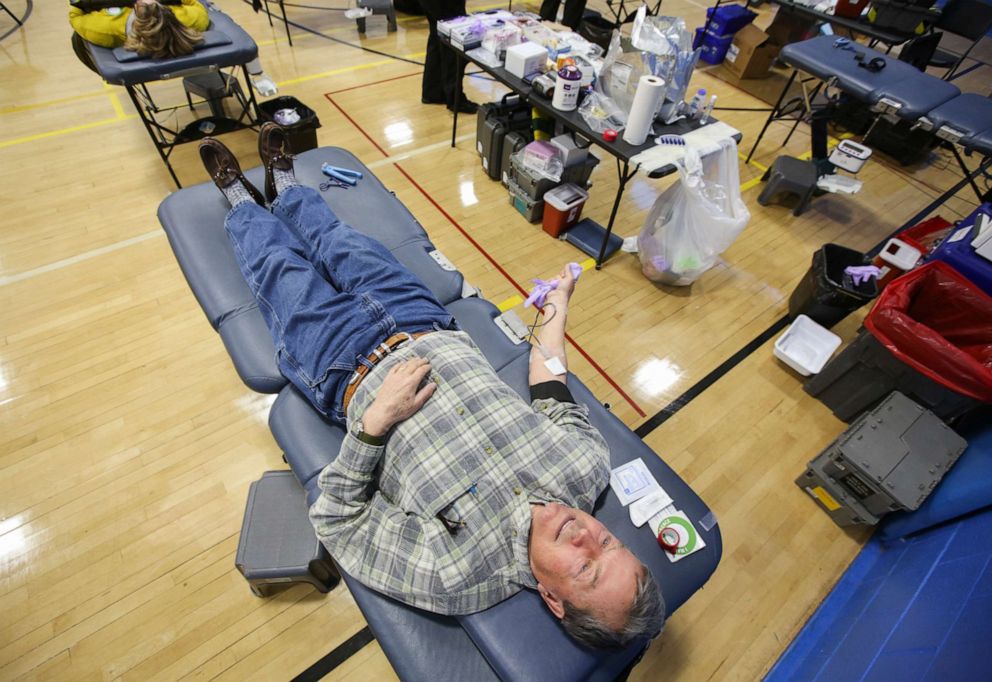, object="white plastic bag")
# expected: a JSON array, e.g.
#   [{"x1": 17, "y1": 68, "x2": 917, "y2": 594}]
[{"x1": 637, "y1": 138, "x2": 750, "y2": 285}]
